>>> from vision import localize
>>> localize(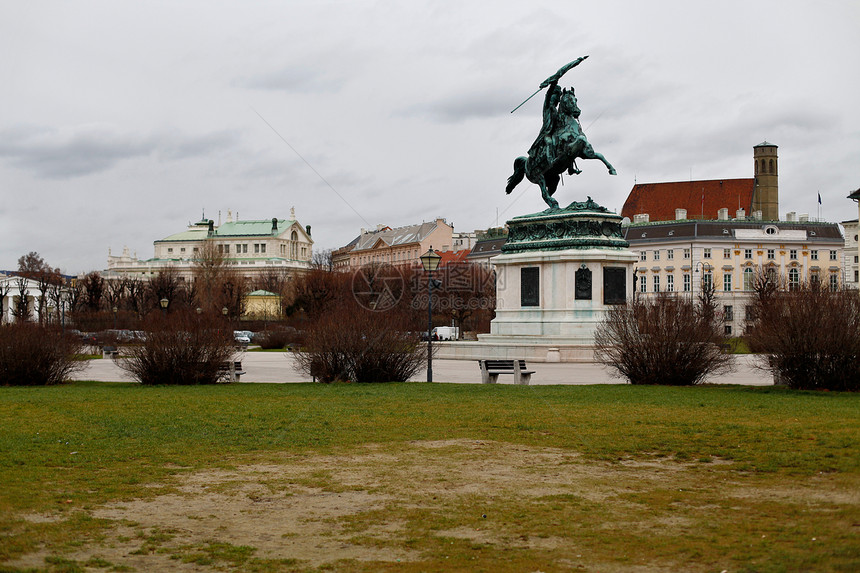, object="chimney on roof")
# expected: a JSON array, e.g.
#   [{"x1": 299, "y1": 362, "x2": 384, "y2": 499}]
[
  {"x1": 754, "y1": 210, "x2": 763, "y2": 220},
  {"x1": 675, "y1": 208, "x2": 687, "y2": 220},
  {"x1": 786, "y1": 211, "x2": 796, "y2": 222},
  {"x1": 208, "y1": 220, "x2": 214, "y2": 237},
  {"x1": 736, "y1": 208, "x2": 746, "y2": 219},
  {"x1": 799, "y1": 213, "x2": 809, "y2": 222},
  {"x1": 633, "y1": 213, "x2": 650, "y2": 223},
  {"x1": 272, "y1": 218, "x2": 278, "y2": 233},
  {"x1": 718, "y1": 208, "x2": 729, "y2": 221}
]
